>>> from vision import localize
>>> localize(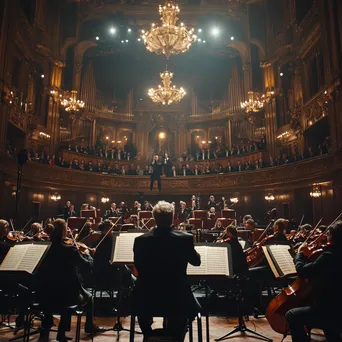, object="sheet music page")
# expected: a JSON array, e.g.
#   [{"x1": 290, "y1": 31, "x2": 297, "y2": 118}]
[
  {"x1": 17, "y1": 244, "x2": 48, "y2": 273},
  {"x1": 206, "y1": 246, "x2": 229, "y2": 276},
  {"x1": 239, "y1": 240, "x2": 246, "y2": 249},
  {"x1": 0, "y1": 244, "x2": 27, "y2": 271},
  {"x1": 269, "y1": 245, "x2": 296, "y2": 276},
  {"x1": 187, "y1": 246, "x2": 207, "y2": 275},
  {"x1": 113, "y1": 233, "x2": 144, "y2": 263}
]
